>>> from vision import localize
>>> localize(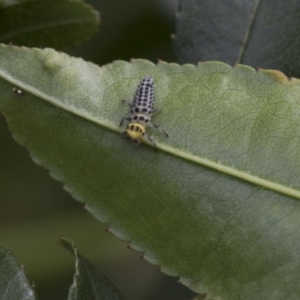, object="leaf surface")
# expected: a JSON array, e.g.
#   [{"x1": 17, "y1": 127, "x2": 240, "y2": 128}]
[
  {"x1": 0, "y1": 246, "x2": 36, "y2": 300},
  {"x1": 0, "y1": 0, "x2": 99, "y2": 48},
  {"x1": 174, "y1": 0, "x2": 300, "y2": 77},
  {"x1": 0, "y1": 45, "x2": 300, "y2": 299}
]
